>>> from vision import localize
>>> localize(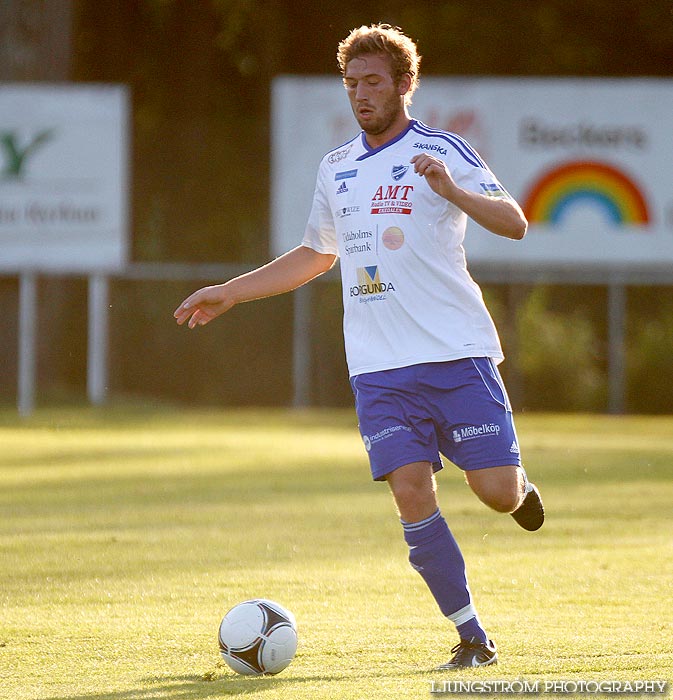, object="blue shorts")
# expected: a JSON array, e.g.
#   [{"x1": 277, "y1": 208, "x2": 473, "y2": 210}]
[{"x1": 350, "y1": 358, "x2": 522, "y2": 481}]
